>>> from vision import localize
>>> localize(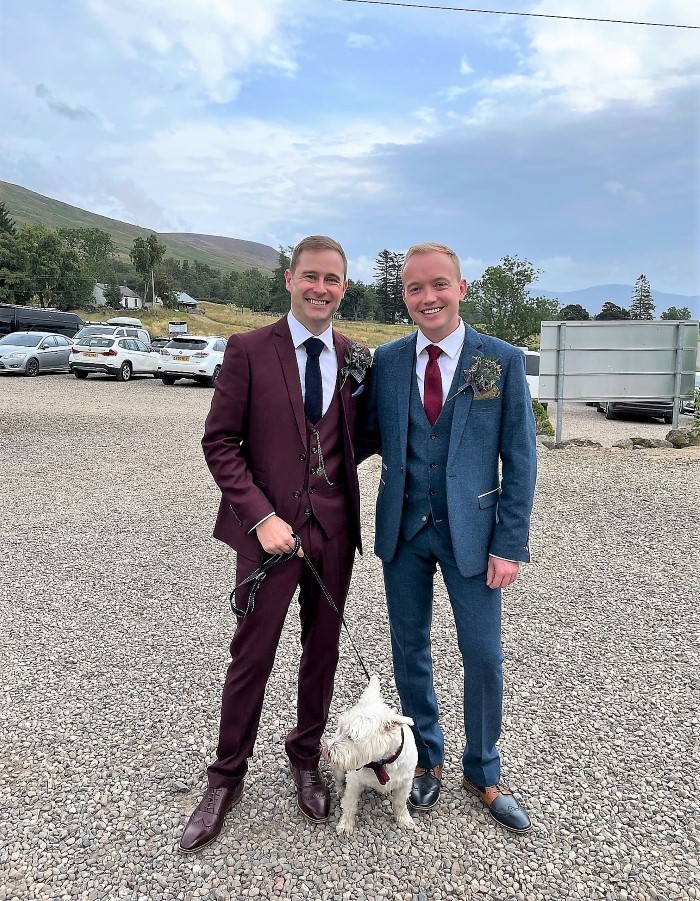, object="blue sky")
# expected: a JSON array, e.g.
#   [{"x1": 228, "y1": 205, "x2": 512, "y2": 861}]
[{"x1": 1, "y1": 0, "x2": 698, "y2": 295}]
